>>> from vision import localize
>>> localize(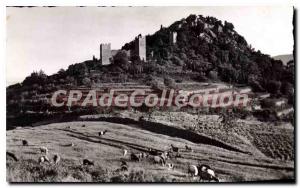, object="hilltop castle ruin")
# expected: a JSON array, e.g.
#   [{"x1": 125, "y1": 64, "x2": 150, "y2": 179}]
[
  {"x1": 98, "y1": 34, "x2": 147, "y2": 64},
  {"x1": 134, "y1": 34, "x2": 146, "y2": 61},
  {"x1": 100, "y1": 43, "x2": 111, "y2": 65}
]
